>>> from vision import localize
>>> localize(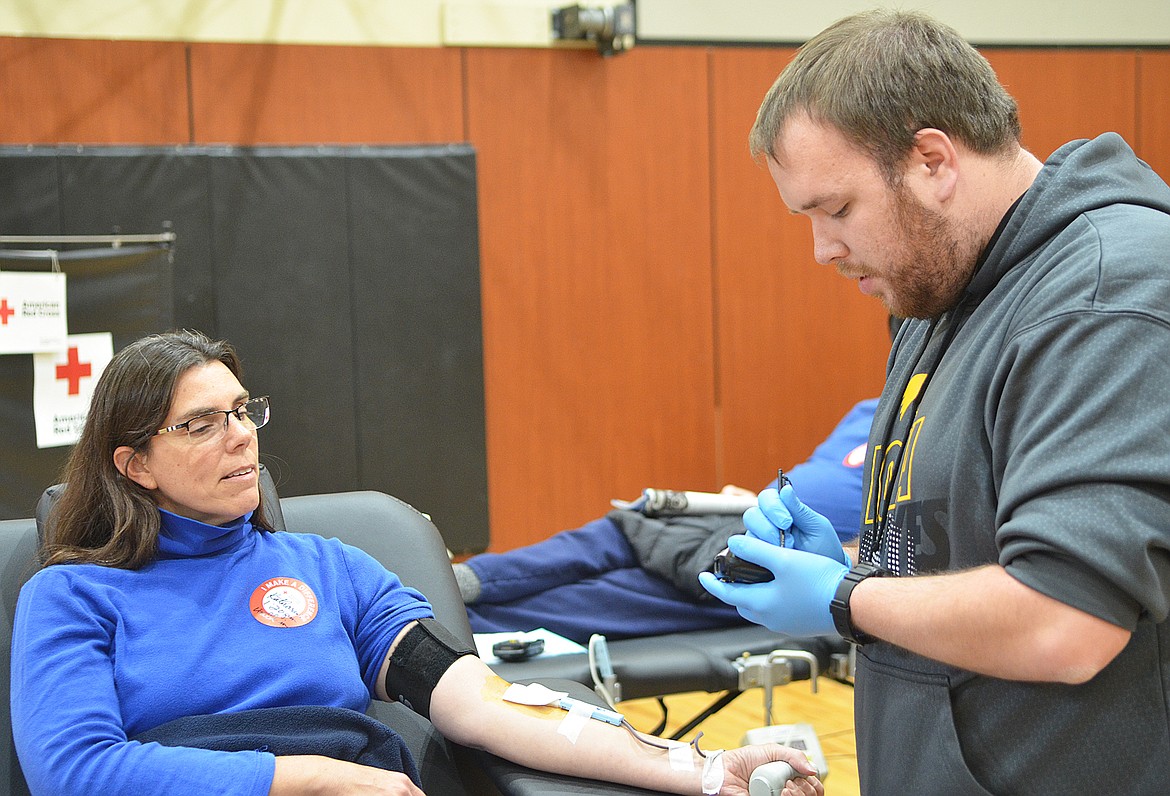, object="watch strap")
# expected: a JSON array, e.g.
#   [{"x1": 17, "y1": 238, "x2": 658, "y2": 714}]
[{"x1": 831, "y1": 561, "x2": 887, "y2": 645}]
